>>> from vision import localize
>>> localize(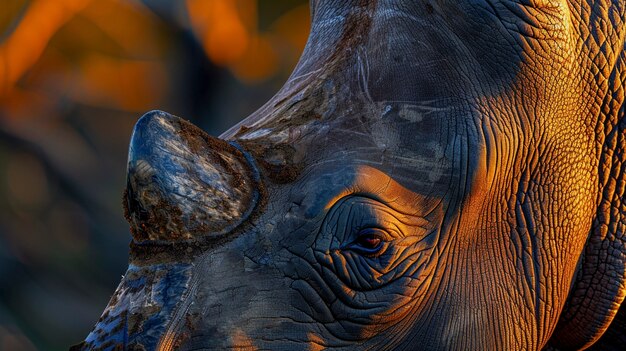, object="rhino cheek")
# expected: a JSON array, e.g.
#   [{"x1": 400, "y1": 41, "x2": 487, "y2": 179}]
[{"x1": 156, "y1": 245, "x2": 315, "y2": 350}]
